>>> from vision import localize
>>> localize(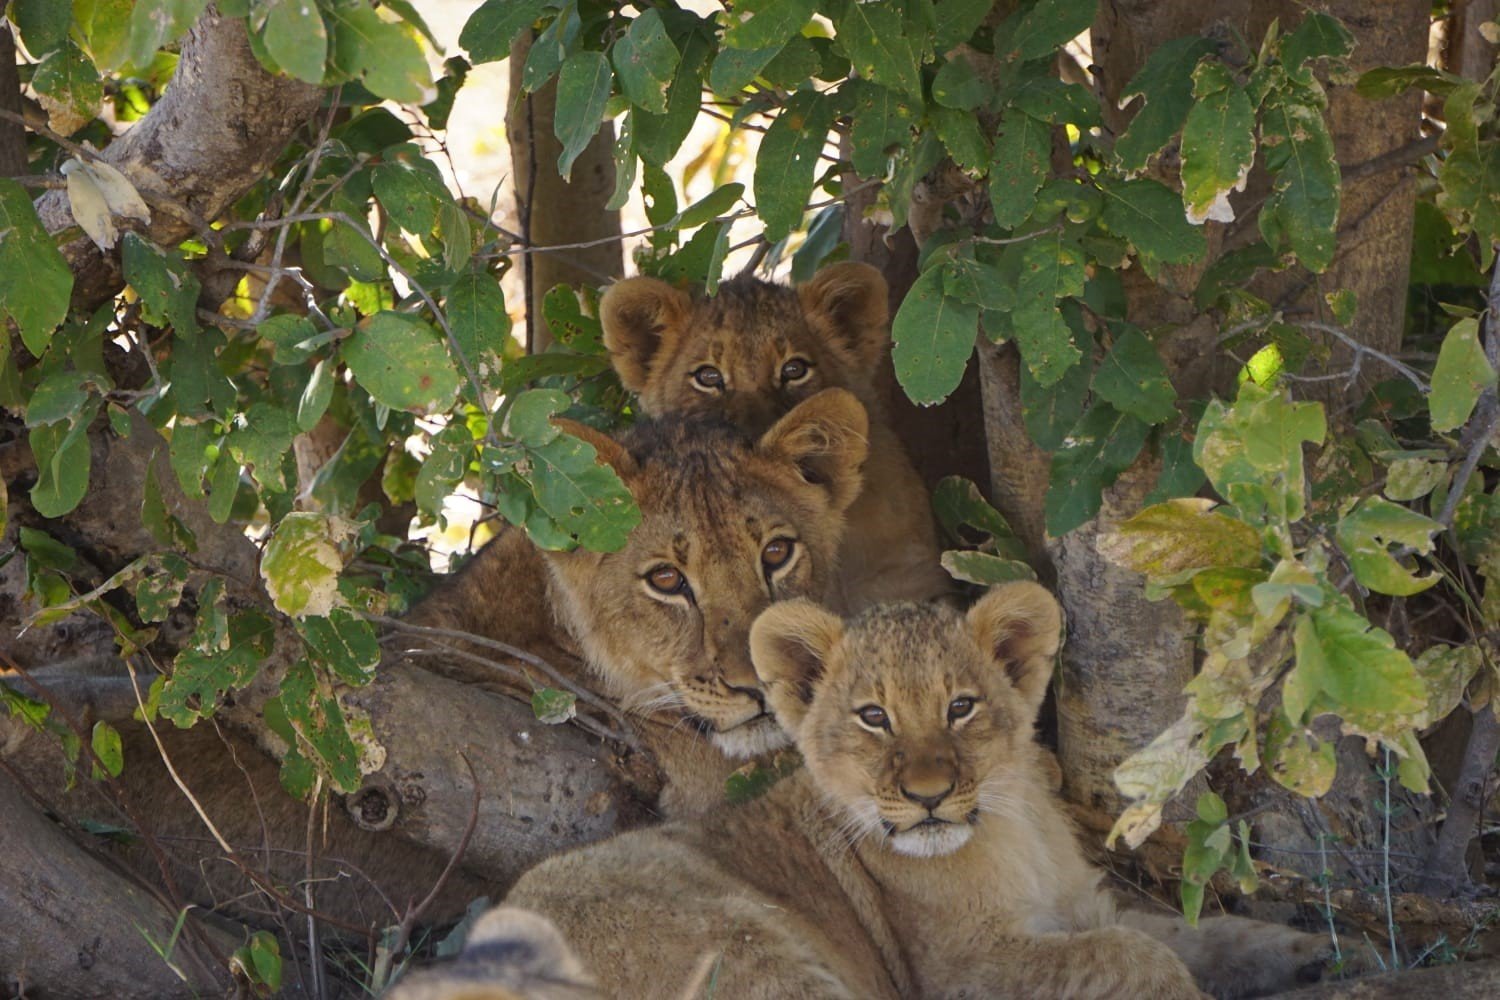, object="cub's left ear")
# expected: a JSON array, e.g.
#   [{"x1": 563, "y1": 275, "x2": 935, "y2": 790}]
[
  {"x1": 755, "y1": 388, "x2": 869, "y2": 514},
  {"x1": 600, "y1": 277, "x2": 693, "y2": 393},
  {"x1": 750, "y1": 599, "x2": 846, "y2": 737},
  {"x1": 966, "y1": 582, "x2": 1064, "y2": 719},
  {"x1": 798, "y1": 262, "x2": 890, "y2": 373}
]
